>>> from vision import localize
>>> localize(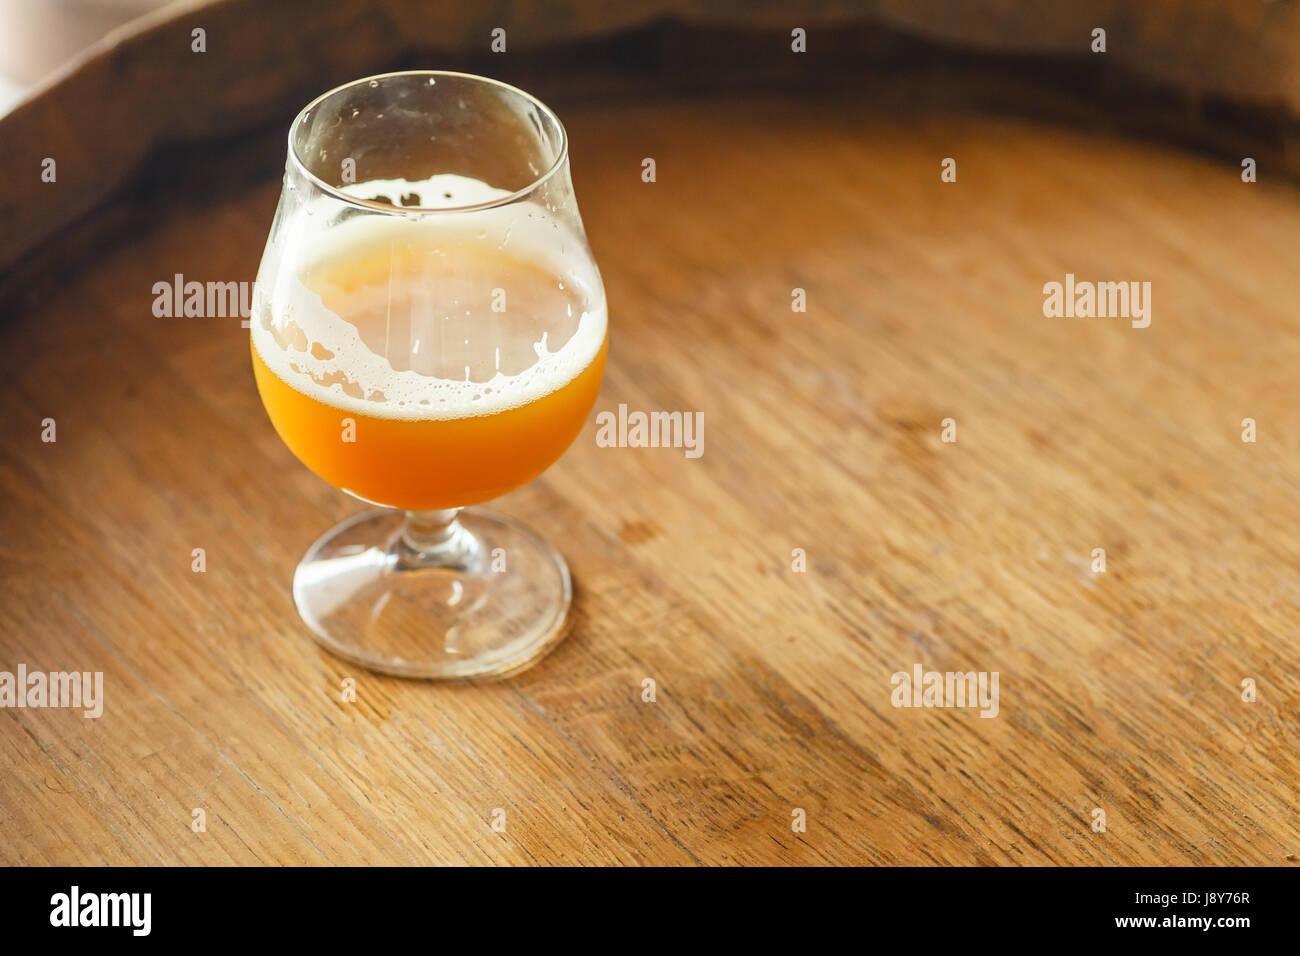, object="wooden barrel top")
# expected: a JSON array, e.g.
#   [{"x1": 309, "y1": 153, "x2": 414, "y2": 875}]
[{"x1": 2, "y1": 2, "x2": 1299, "y2": 865}]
